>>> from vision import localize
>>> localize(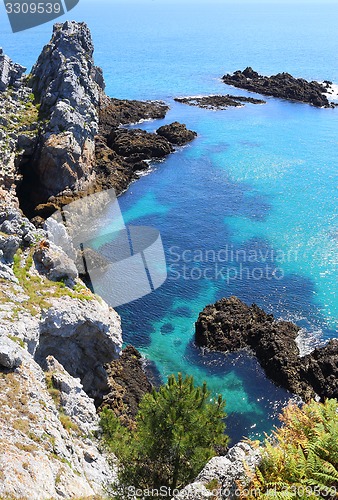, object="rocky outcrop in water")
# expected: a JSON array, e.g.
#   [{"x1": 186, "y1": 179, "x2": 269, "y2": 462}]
[
  {"x1": 95, "y1": 98, "x2": 197, "y2": 196},
  {"x1": 195, "y1": 296, "x2": 338, "y2": 401},
  {"x1": 109, "y1": 127, "x2": 174, "y2": 160},
  {"x1": 99, "y1": 97, "x2": 169, "y2": 135},
  {"x1": 156, "y1": 121, "x2": 198, "y2": 144},
  {"x1": 172, "y1": 442, "x2": 261, "y2": 499},
  {"x1": 175, "y1": 94, "x2": 265, "y2": 110},
  {"x1": 222, "y1": 67, "x2": 335, "y2": 107}
]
